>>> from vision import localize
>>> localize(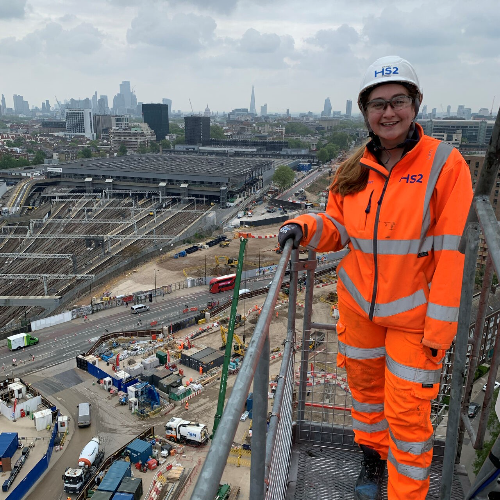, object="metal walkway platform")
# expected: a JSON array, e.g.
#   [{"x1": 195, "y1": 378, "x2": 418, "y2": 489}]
[{"x1": 287, "y1": 442, "x2": 470, "y2": 499}]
